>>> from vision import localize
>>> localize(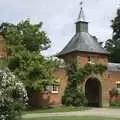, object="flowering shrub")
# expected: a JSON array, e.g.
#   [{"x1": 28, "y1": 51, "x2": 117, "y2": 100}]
[{"x1": 0, "y1": 69, "x2": 28, "y2": 120}]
